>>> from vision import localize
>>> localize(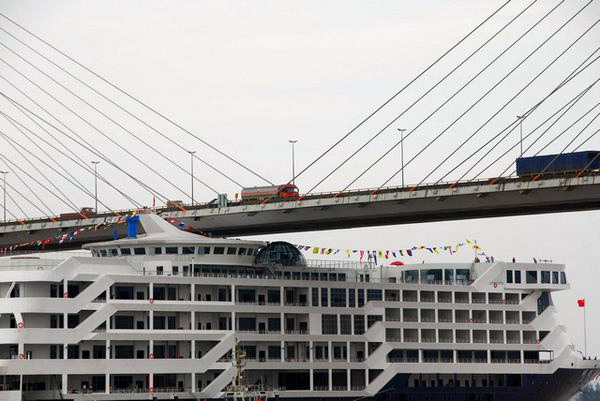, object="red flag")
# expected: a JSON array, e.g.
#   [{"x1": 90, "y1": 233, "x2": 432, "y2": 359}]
[{"x1": 577, "y1": 299, "x2": 585, "y2": 308}]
